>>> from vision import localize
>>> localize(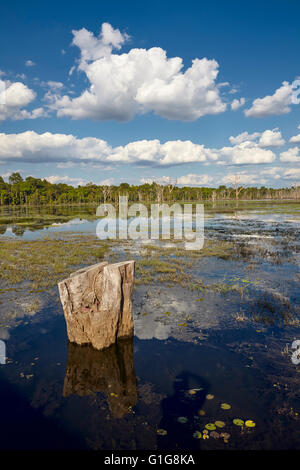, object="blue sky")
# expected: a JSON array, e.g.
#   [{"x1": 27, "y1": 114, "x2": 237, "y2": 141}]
[{"x1": 0, "y1": 0, "x2": 299, "y2": 187}]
